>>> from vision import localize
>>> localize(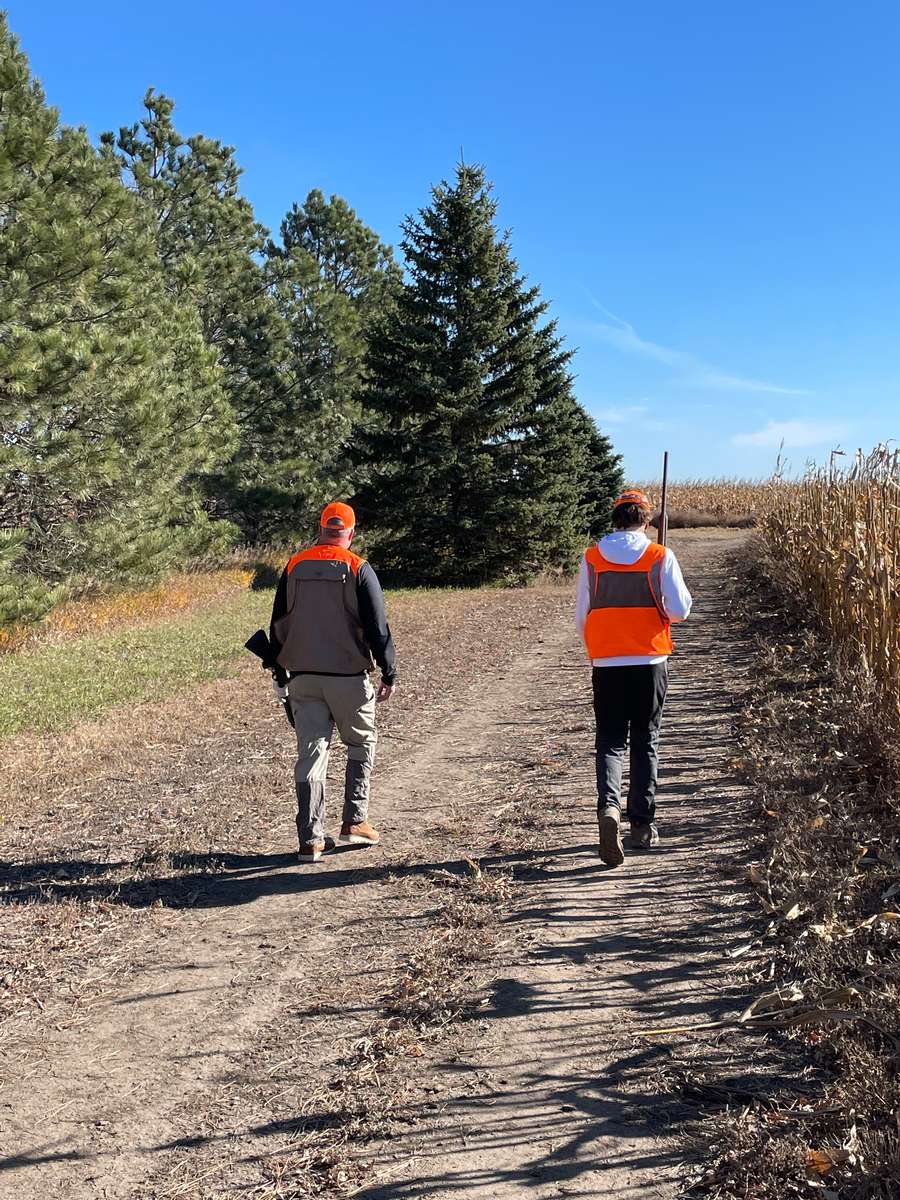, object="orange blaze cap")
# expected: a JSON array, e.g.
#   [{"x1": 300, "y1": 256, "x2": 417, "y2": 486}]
[
  {"x1": 613, "y1": 489, "x2": 652, "y2": 509},
  {"x1": 320, "y1": 501, "x2": 356, "y2": 530}
]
